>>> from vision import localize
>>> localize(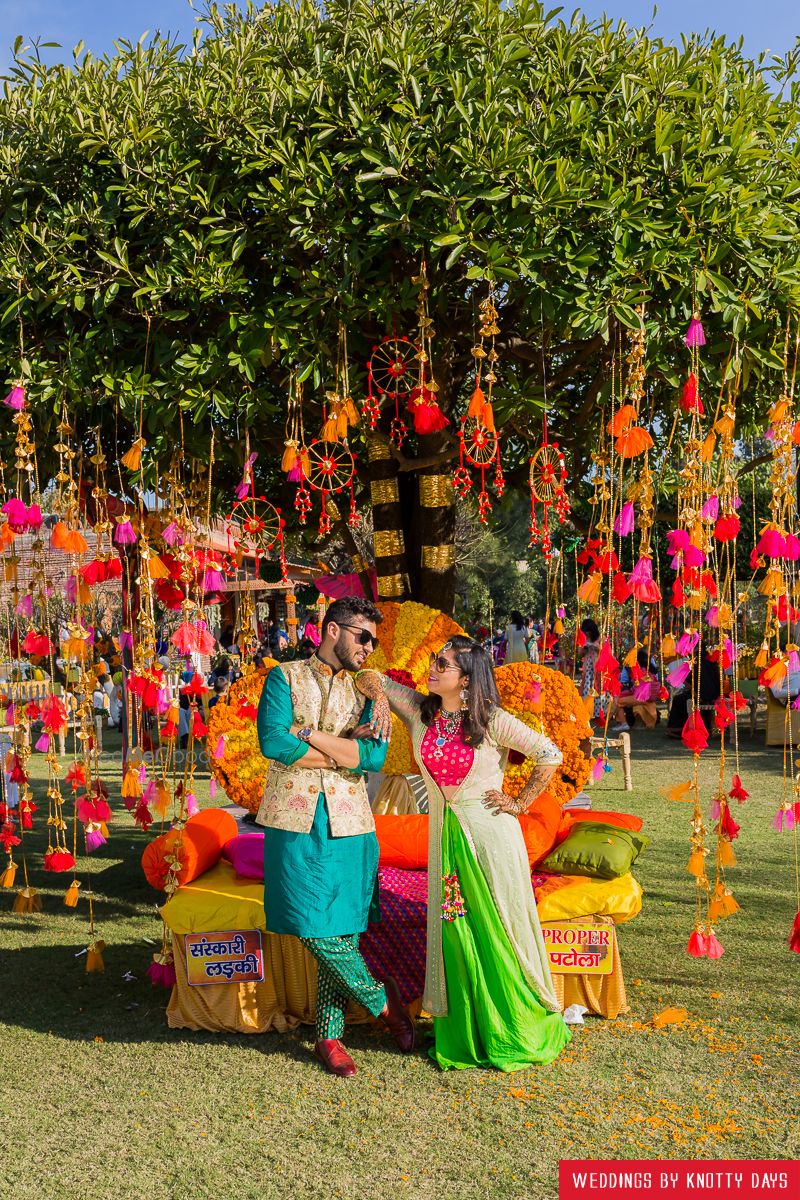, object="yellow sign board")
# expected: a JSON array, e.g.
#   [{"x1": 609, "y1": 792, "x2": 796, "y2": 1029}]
[
  {"x1": 184, "y1": 929, "x2": 264, "y2": 987},
  {"x1": 541, "y1": 920, "x2": 615, "y2": 975}
]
